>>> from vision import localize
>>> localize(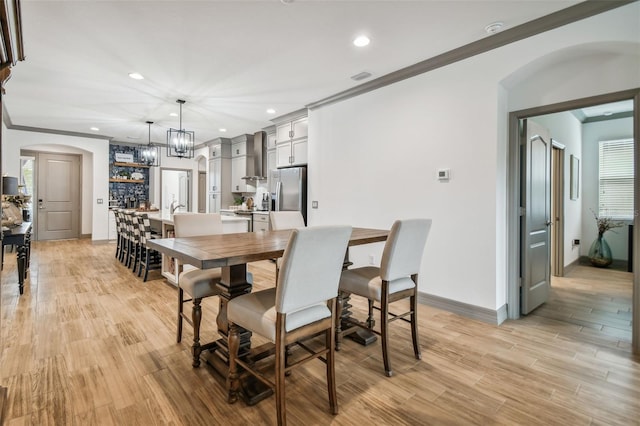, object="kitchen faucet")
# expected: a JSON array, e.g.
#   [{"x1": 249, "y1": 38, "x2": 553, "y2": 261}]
[{"x1": 170, "y1": 201, "x2": 185, "y2": 215}]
